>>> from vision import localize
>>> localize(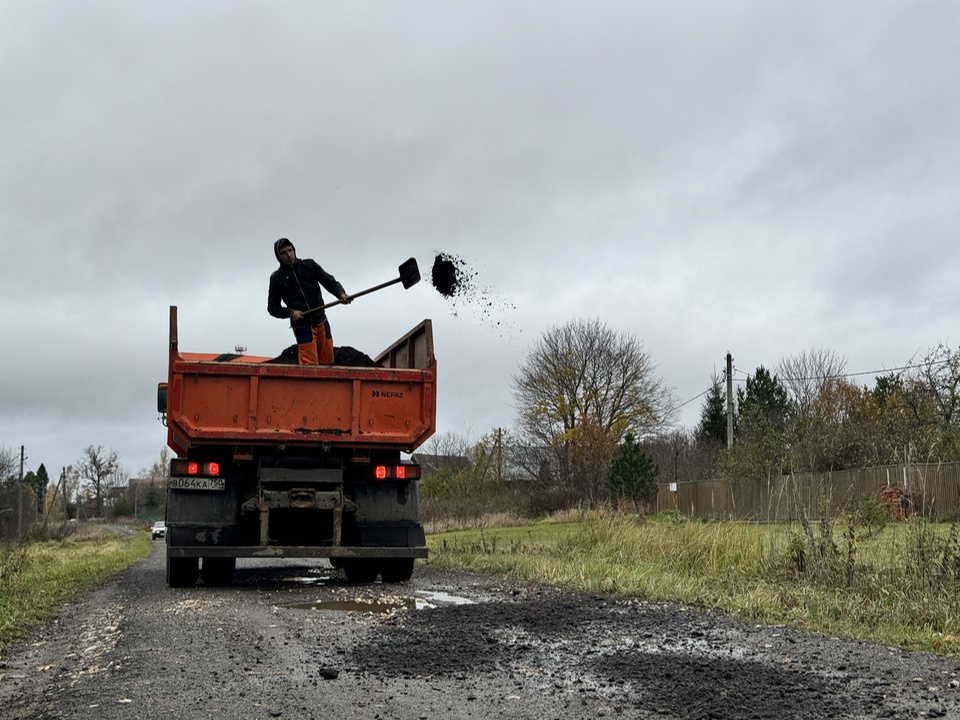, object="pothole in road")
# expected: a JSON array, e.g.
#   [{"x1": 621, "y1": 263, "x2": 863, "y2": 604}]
[
  {"x1": 417, "y1": 590, "x2": 477, "y2": 607},
  {"x1": 287, "y1": 598, "x2": 418, "y2": 613},
  {"x1": 285, "y1": 591, "x2": 477, "y2": 614}
]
